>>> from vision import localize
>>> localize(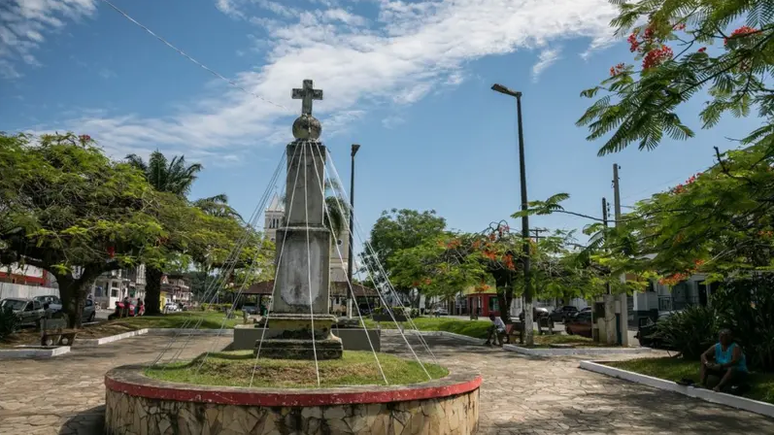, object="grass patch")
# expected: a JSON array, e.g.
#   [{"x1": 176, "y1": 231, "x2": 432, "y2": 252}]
[
  {"x1": 0, "y1": 311, "x2": 241, "y2": 346},
  {"x1": 607, "y1": 357, "x2": 774, "y2": 405},
  {"x1": 363, "y1": 317, "x2": 492, "y2": 339},
  {"x1": 145, "y1": 350, "x2": 448, "y2": 388}
]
